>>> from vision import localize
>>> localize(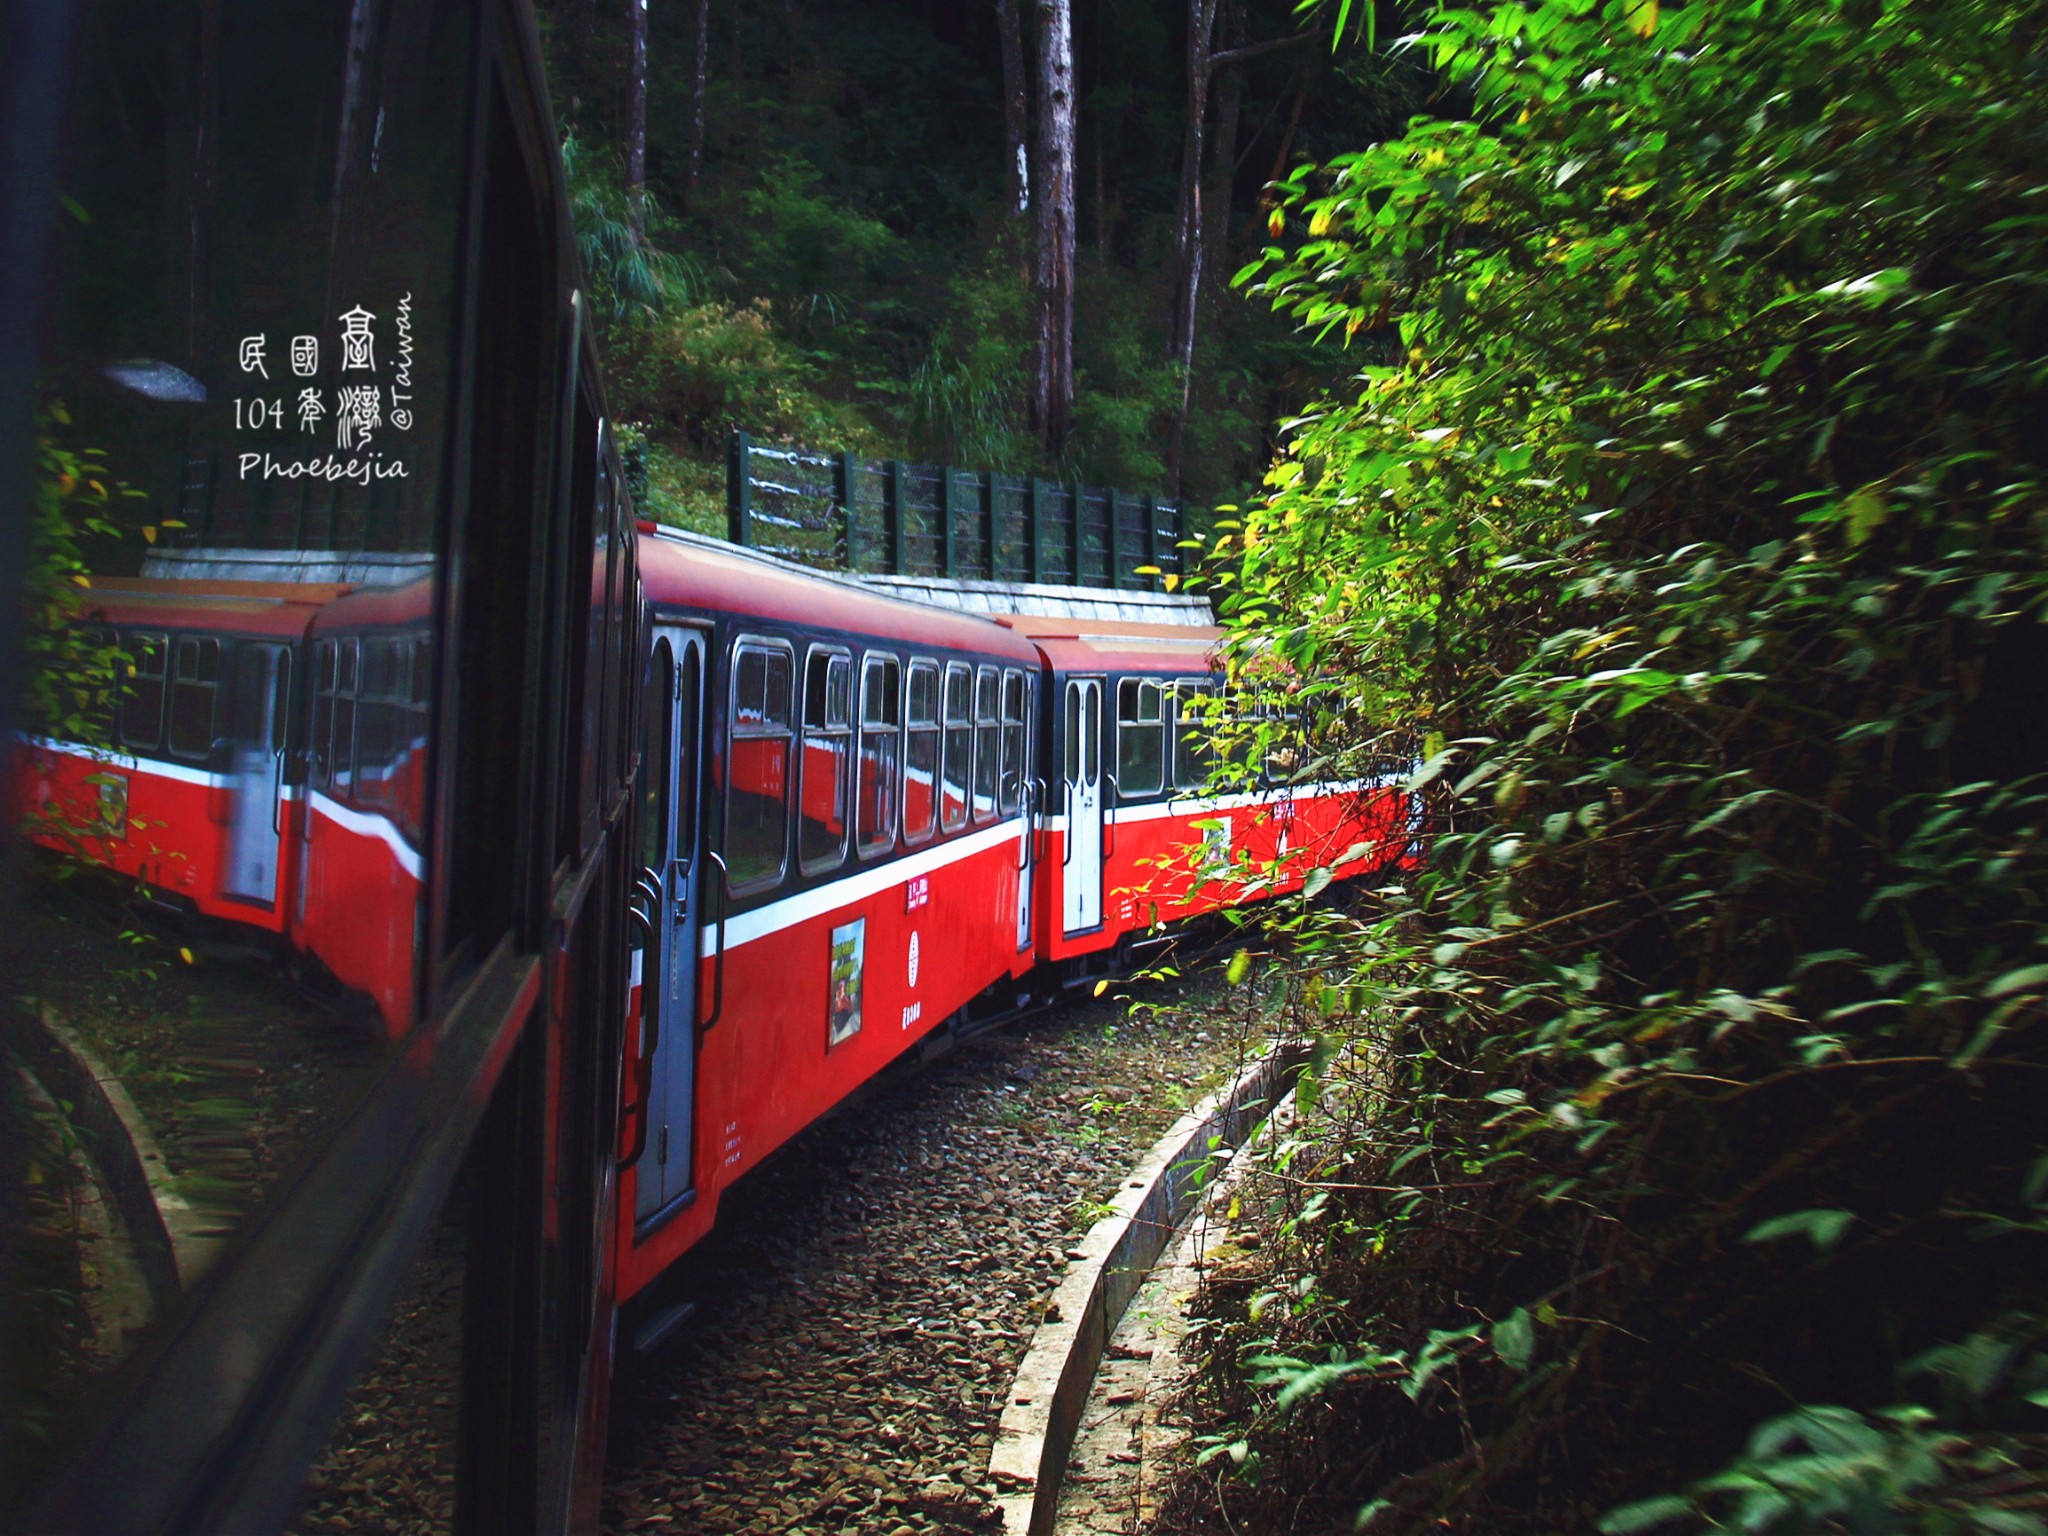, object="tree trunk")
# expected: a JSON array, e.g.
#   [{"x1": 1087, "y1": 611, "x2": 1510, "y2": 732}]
[
  {"x1": 1164, "y1": 0, "x2": 1221, "y2": 495},
  {"x1": 1202, "y1": 0, "x2": 1244, "y2": 304},
  {"x1": 684, "y1": 0, "x2": 709, "y2": 207},
  {"x1": 626, "y1": 0, "x2": 648, "y2": 240},
  {"x1": 1032, "y1": 0, "x2": 1075, "y2": 454},
  {"x1": 996, "y1": 0, "x2": 1028, "y2": 220}
]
